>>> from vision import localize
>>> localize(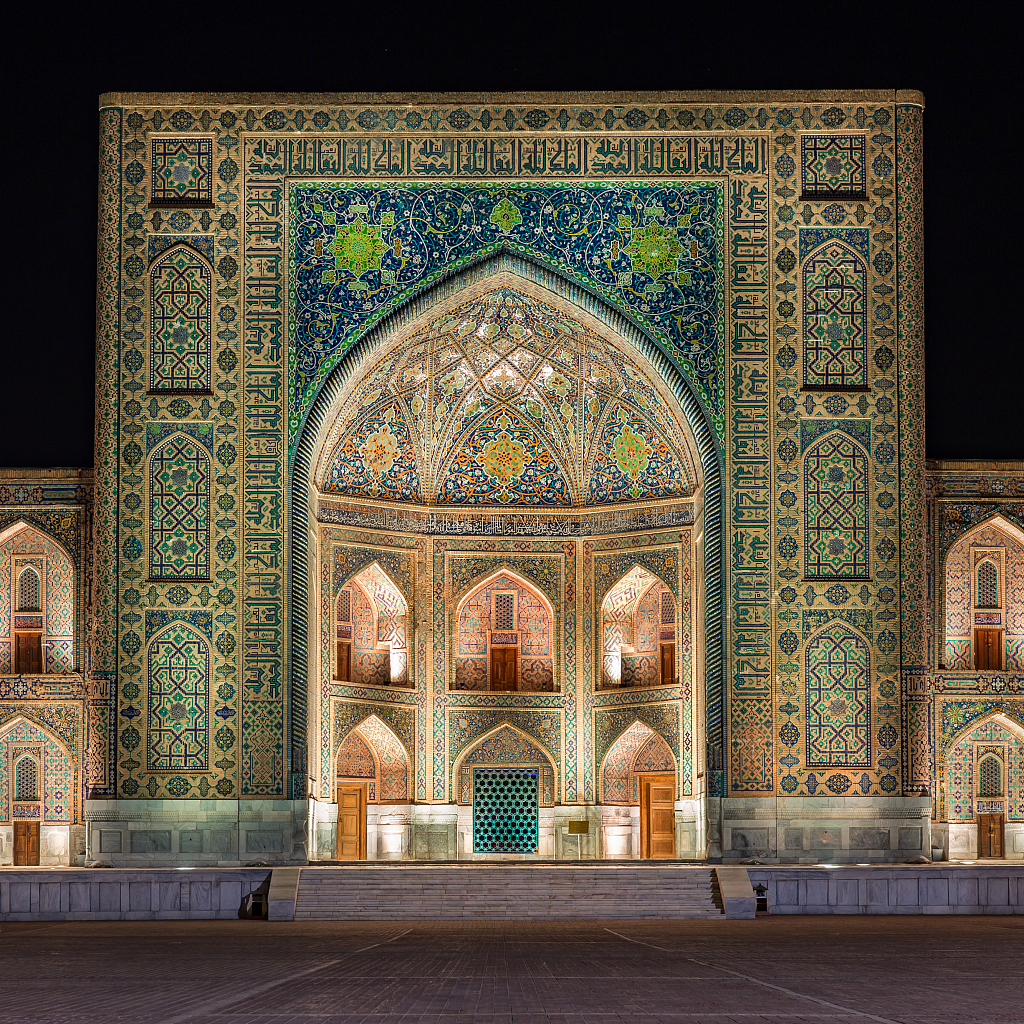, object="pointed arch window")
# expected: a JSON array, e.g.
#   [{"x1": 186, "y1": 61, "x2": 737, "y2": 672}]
[
  {"x1": 978, "y1": 755, "x2": 1002, "y2": 798},
  {"x1": 17, "y1": 565, "x2": 41, "y2": 611},
  {"x1": 804, "y1": 432, "x2": 870, "y2": 579},
  {"x1": 149, "y1": 434, "x2": 211, "y2": 579},
  {"x1": 149, "y1": 245, "x2": 212, "y2": 391},
  {"x1": 977, "y1": 560, "x2": 999, "y2": 608},
  {"x1": 14, "y1": 755, "x2": 39, "y2": 801}
]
